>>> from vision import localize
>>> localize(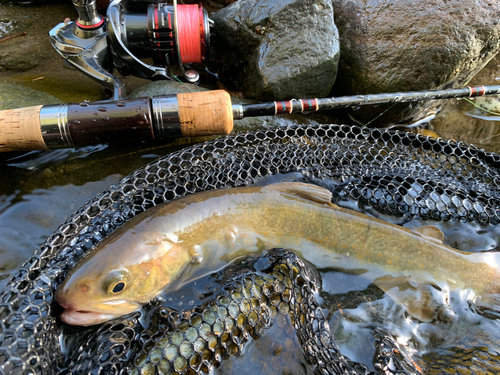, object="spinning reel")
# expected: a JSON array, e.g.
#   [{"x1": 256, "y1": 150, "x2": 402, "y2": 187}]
[{"x1": 50, "y1": 0, "x2": 213, "y2": 100}]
